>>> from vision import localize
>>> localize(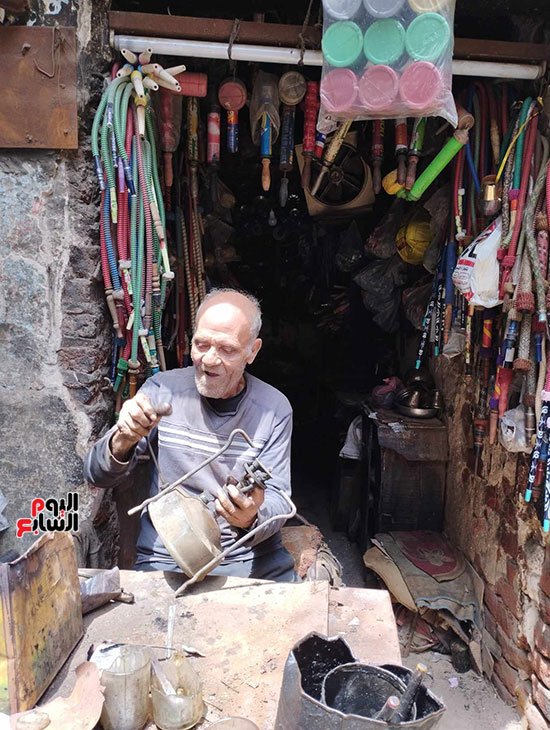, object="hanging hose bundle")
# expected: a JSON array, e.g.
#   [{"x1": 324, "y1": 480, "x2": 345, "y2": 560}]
[{"x1": 92, "y1": 52, "x2": 183, "y2": 404}]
